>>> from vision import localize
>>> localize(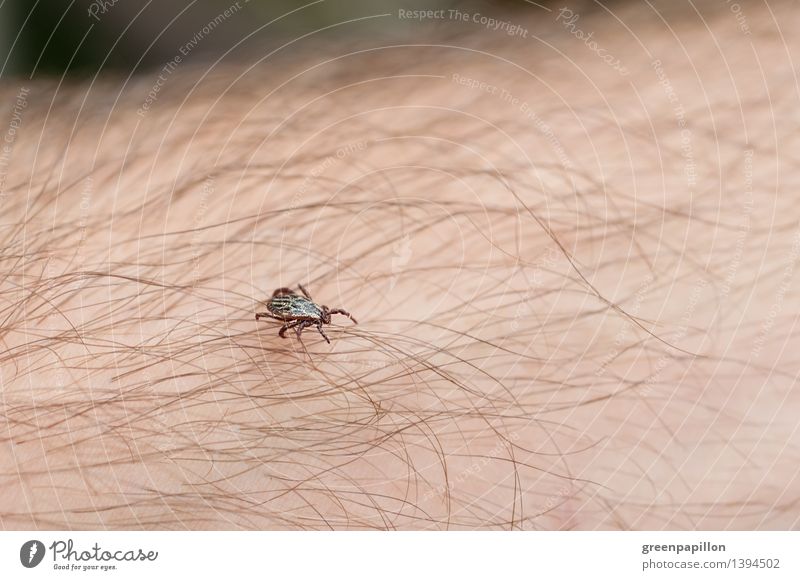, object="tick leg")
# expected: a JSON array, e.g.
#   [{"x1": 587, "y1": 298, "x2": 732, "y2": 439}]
[
  {"x1": 328, "y1": 308, "x2": 357, "y2": 324},
  {"x1": 316, "y1": 323, "x2": 331, "y2": 344},
  {"x1": 272, "y1": 287, "x2": 295, "y2": 298},
  {"x1": 298, "y1": 284, "x2": 312, "y2": 300},
  {"x1": 295, "y1": 320, "x2": 314, "y2": 339},
  {"x1": 279, "y1": 320, "x2": 303, "y2": 338}
]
